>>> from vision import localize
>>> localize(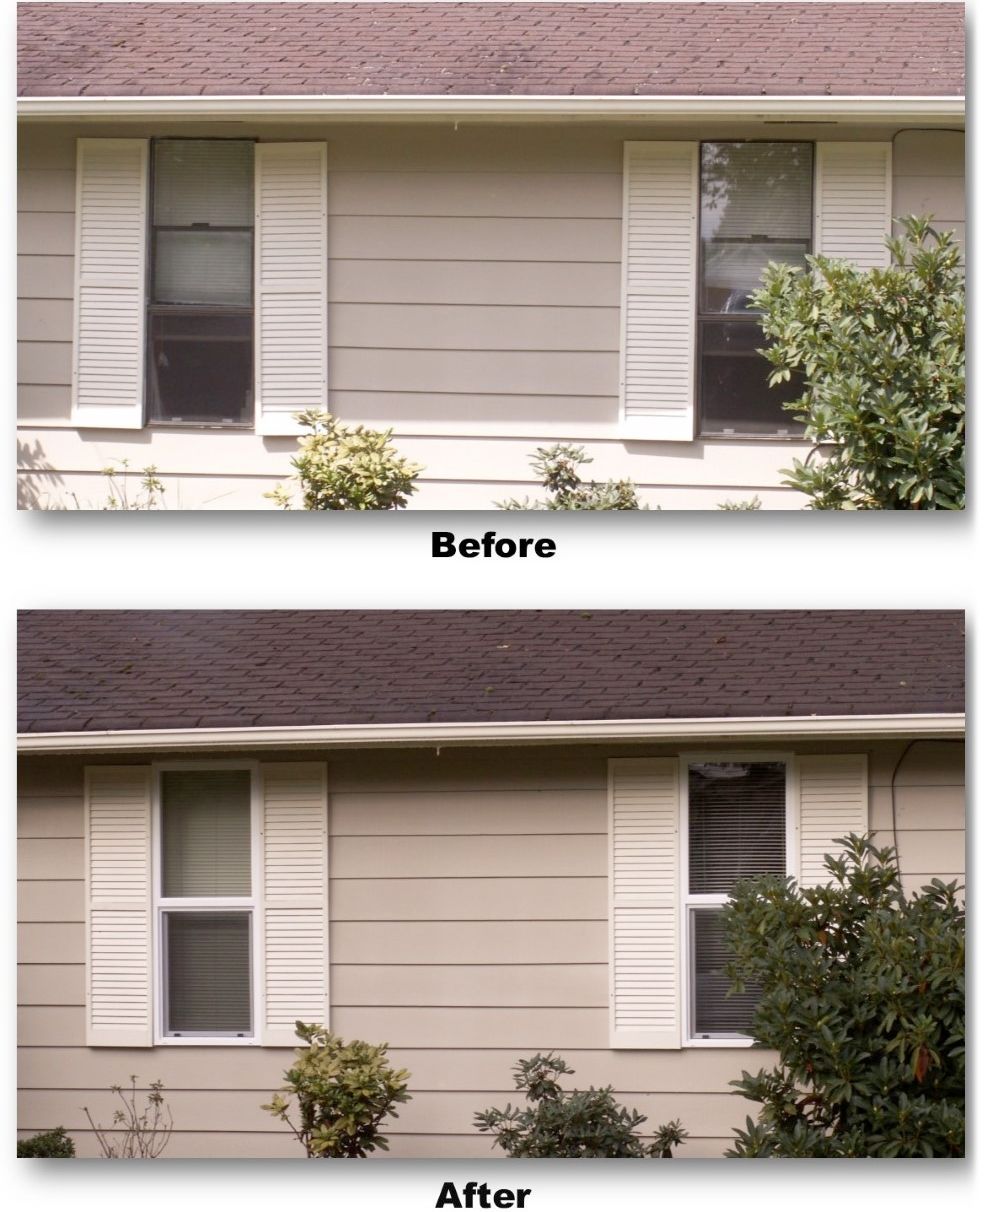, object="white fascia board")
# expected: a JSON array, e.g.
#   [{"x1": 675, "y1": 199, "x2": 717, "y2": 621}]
[
  {"x1": 16, "y1": 95, "x2": 965, "y2": 123},
  {"x1": 16, "y1": 714, "x2": 965, "y2": 754}
]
